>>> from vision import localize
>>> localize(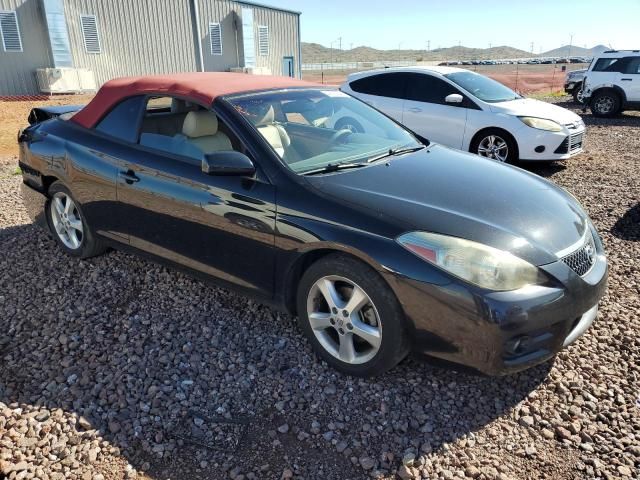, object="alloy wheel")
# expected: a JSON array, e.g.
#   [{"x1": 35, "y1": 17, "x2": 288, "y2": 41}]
[
  {"x1": 594, "y1": 95, "x2": 614, "y2": 115},
  {"x1": 50, "y1": 192, "x2": 84, "y2": 250},
  {"x1": 306, "y1": 275, "x2": 382, "y2": 364},
  {"x1": 477, "y1": 135, "x2": 509, "y2": 162}
]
